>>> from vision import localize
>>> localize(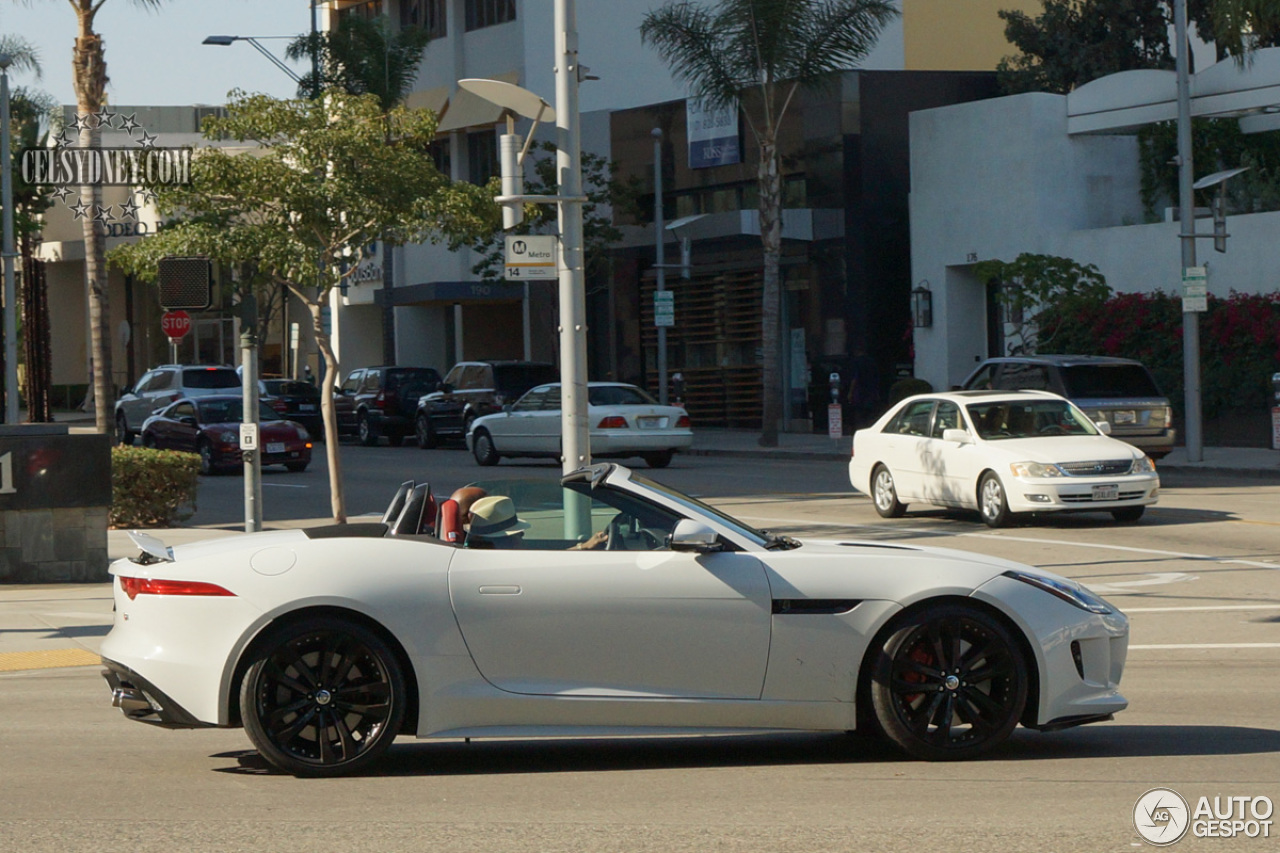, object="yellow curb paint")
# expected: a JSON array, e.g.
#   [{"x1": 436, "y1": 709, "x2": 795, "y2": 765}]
[{"x1": 0, "y1": 648, "x2": 101, "y2": 672}]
